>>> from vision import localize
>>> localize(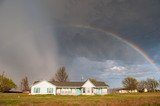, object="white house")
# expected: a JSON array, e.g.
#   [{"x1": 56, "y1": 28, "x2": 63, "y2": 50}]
[
  {"x1": 31, "y1": 80, "x2": 56, "y2": 95},
  {"x1": 31, "y1": 79, "x2": 108, "y2": 95},
  {"x1": 82, "y1": 79, "x2": 108, "y2": 95}
]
